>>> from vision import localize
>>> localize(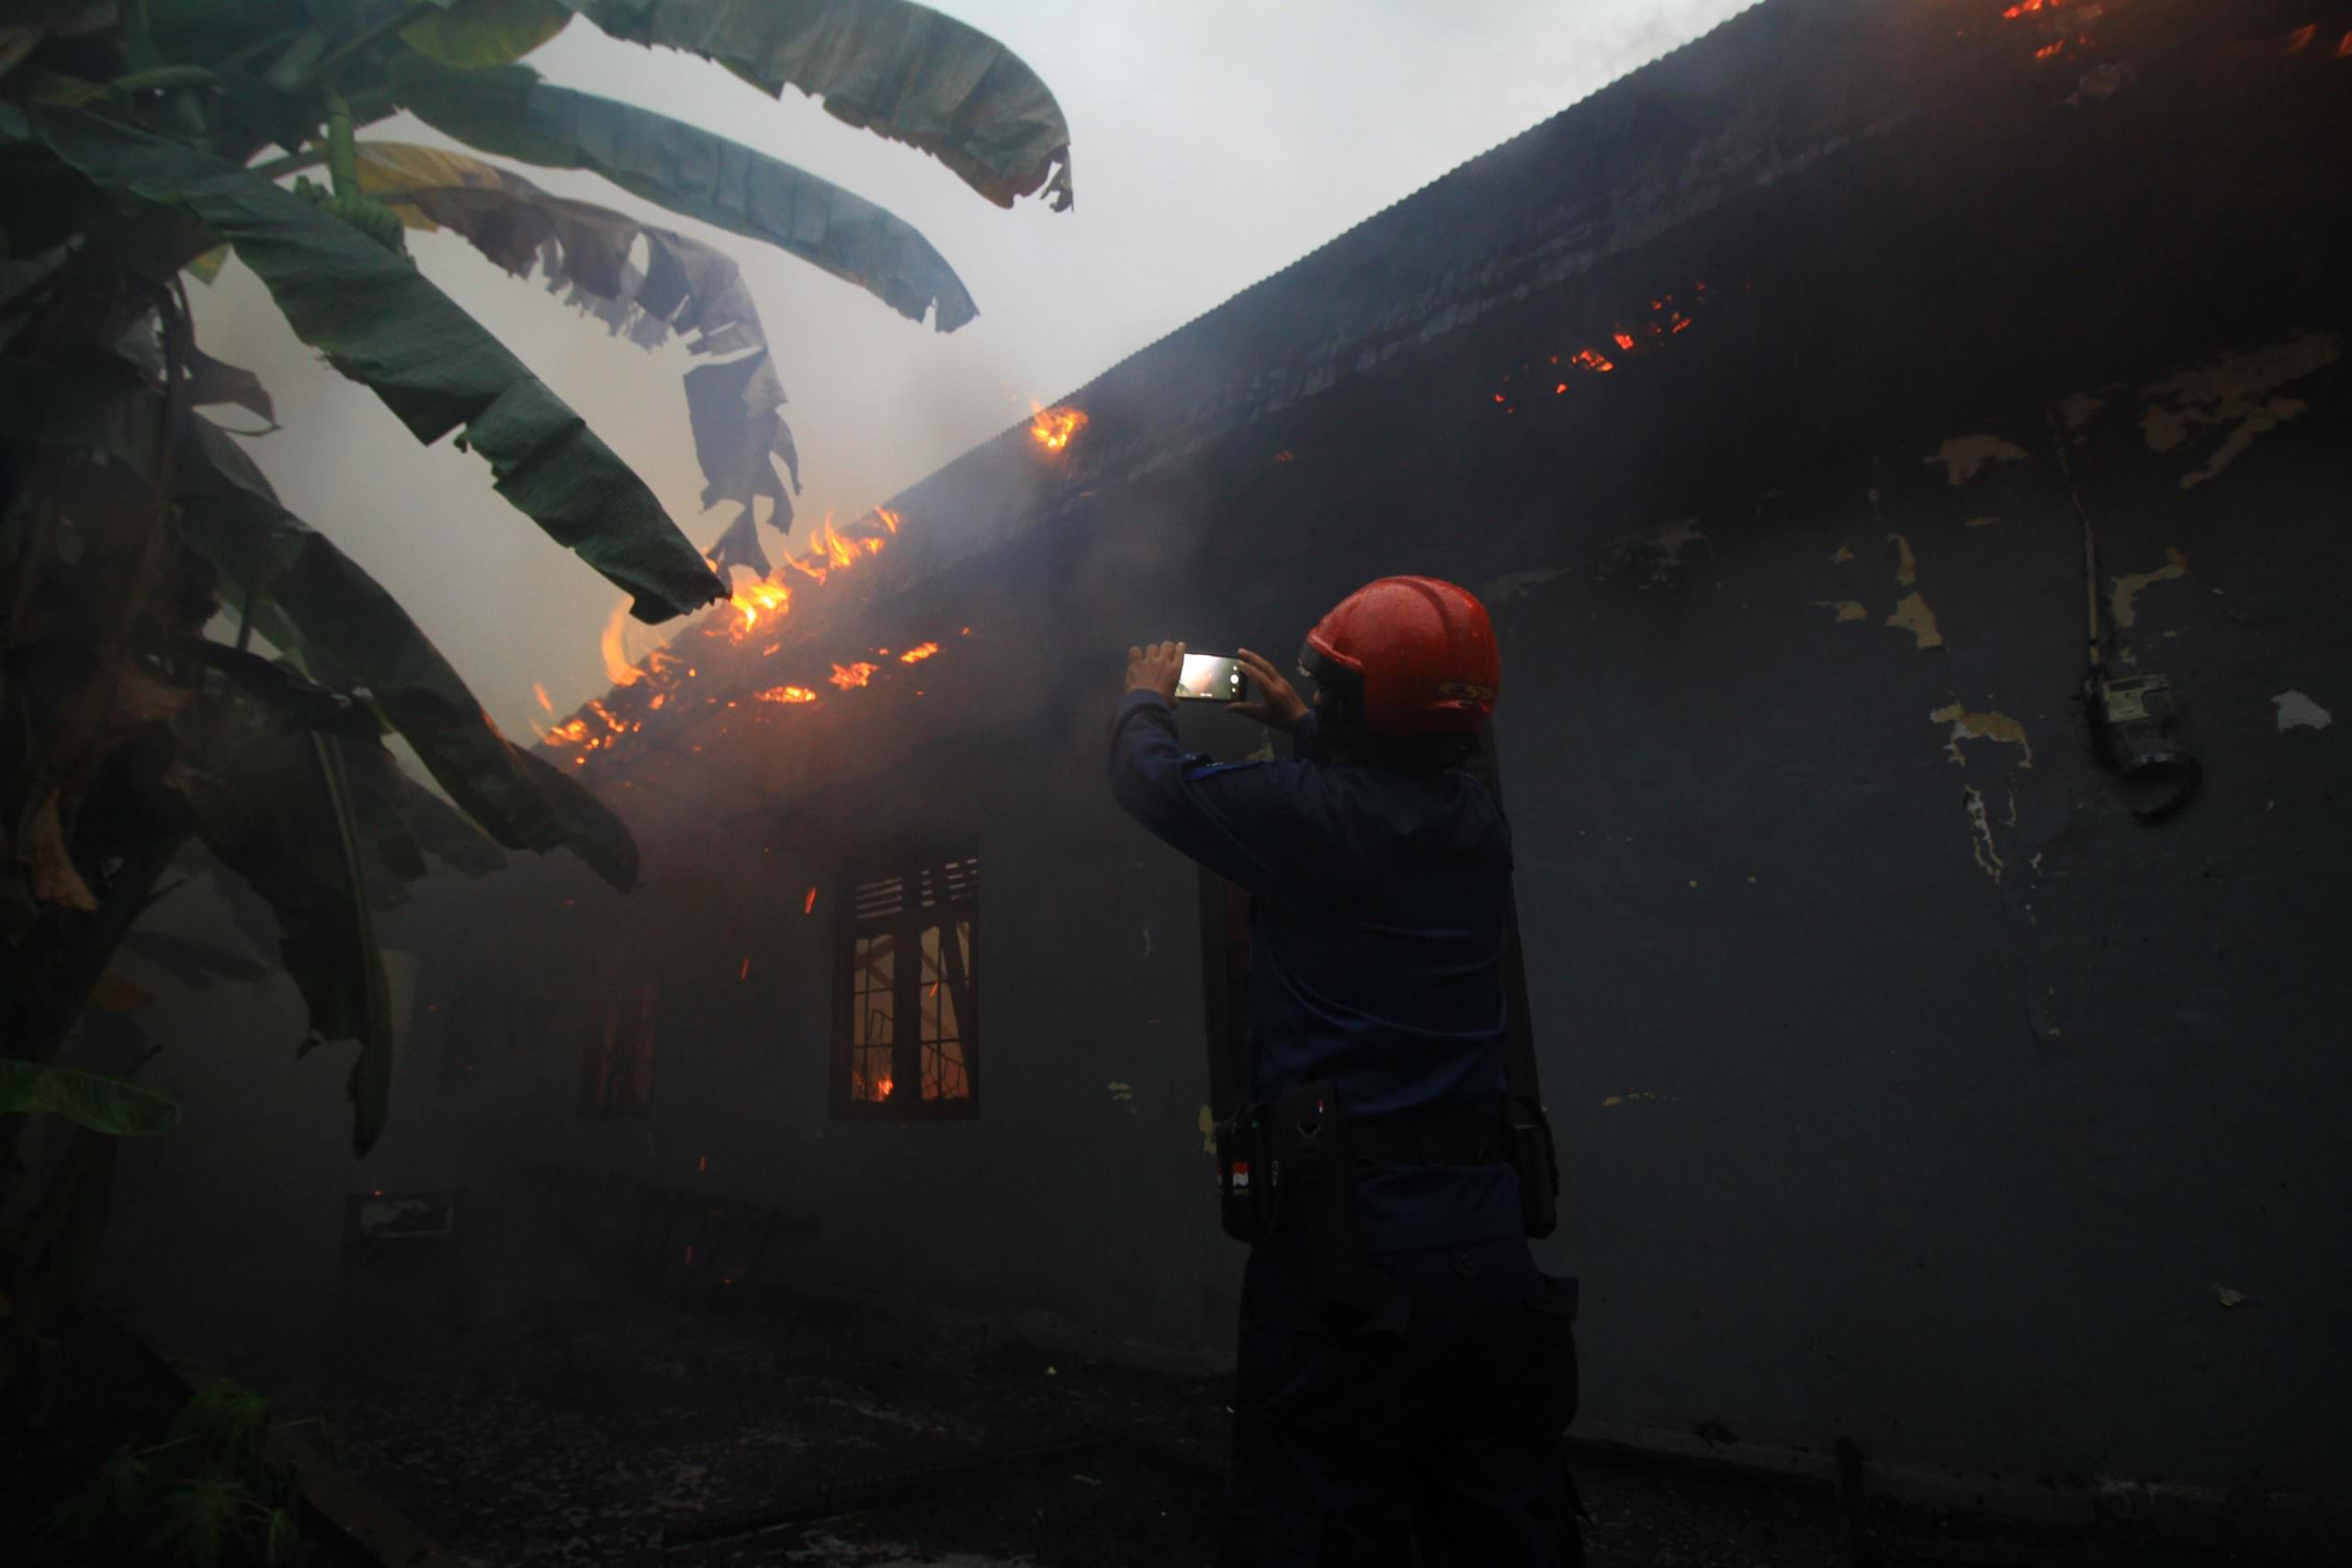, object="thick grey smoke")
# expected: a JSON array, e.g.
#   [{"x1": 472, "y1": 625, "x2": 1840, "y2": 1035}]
[{"x1": 187, "y1": 1, "x2": 1754, "y2": 742}]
